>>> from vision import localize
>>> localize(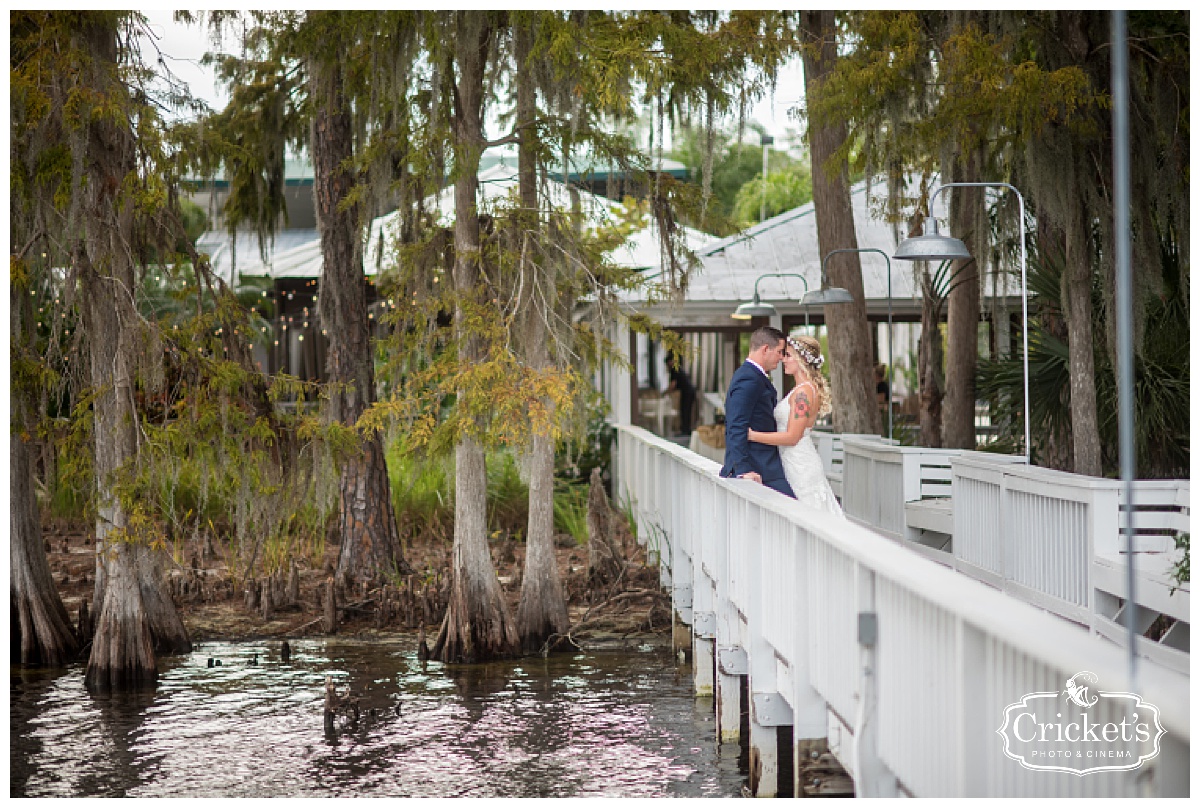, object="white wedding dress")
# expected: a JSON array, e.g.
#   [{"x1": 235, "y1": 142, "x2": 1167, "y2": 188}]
[{"x1": 774, "y1": 395, "x2": 845, "y2": 516}]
